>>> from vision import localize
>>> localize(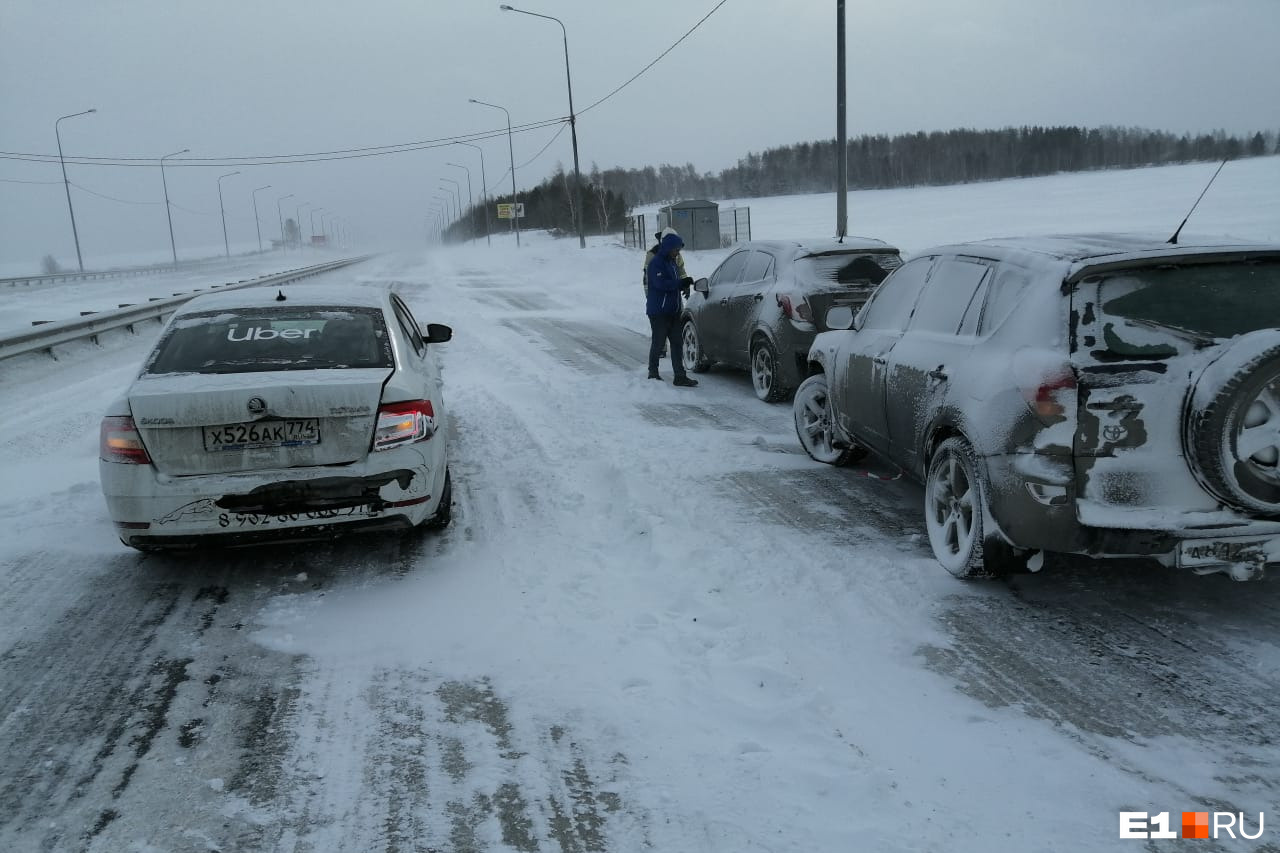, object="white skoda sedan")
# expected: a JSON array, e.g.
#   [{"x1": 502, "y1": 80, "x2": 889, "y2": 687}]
[{"x1": 99, "y1": 283, "x2": 453, "y2": 550}]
